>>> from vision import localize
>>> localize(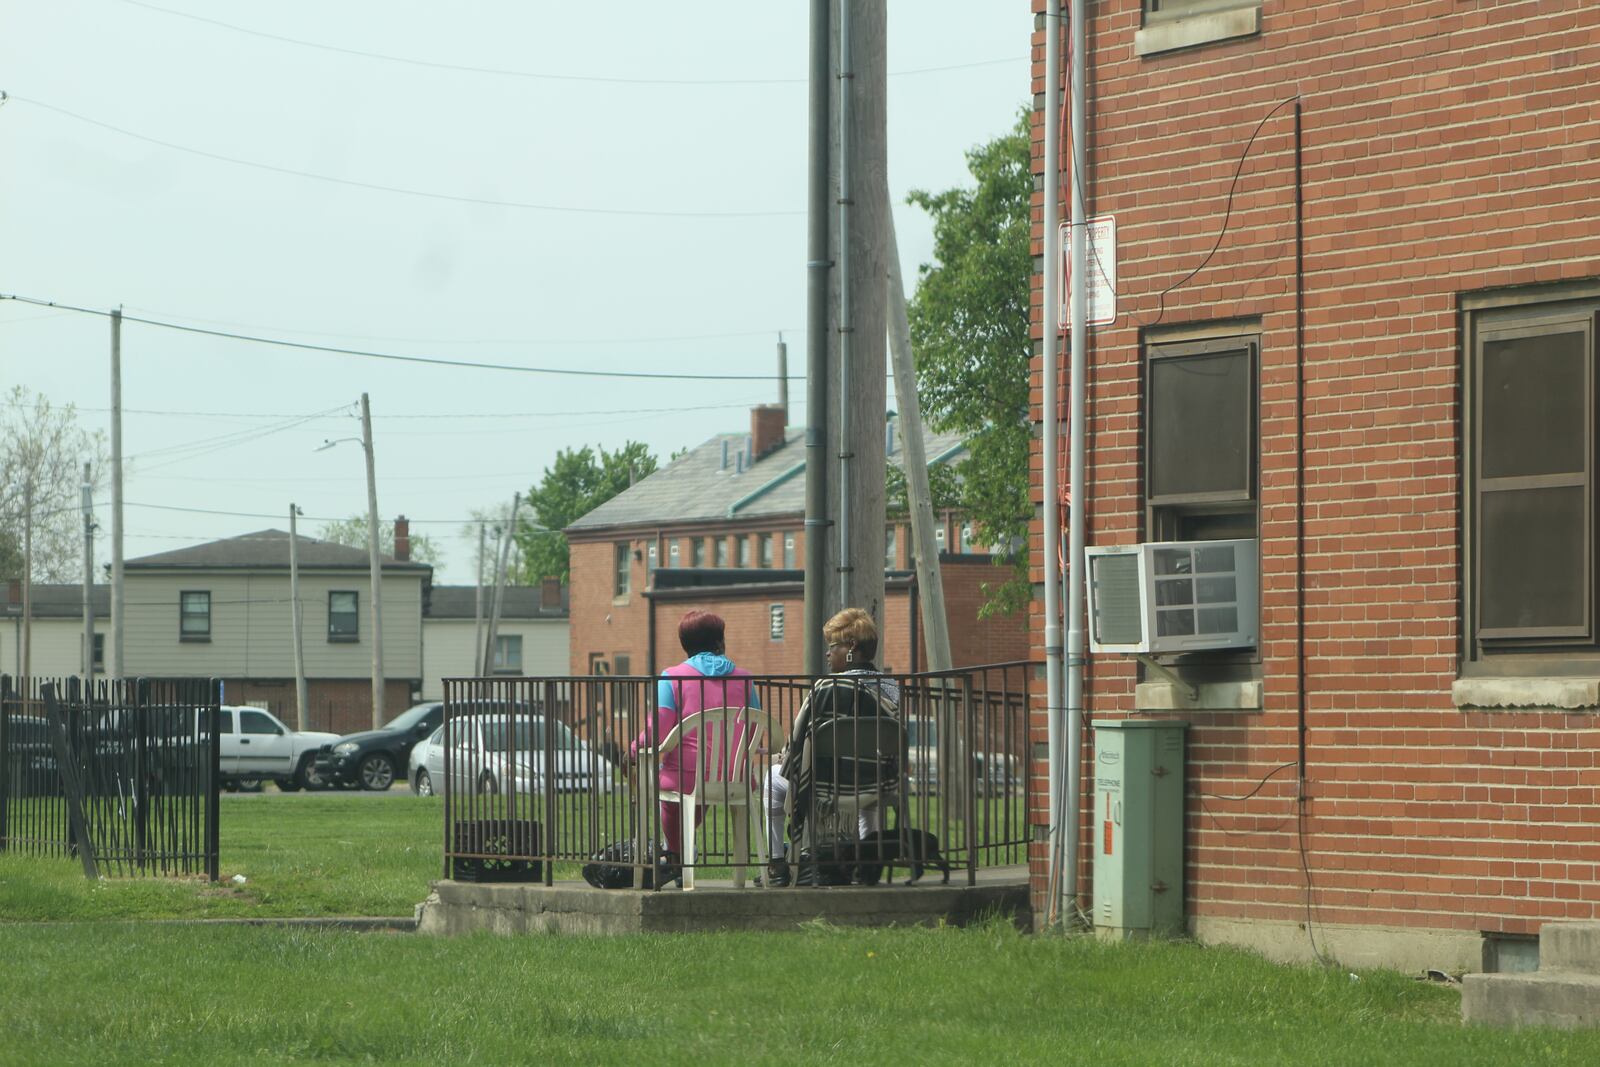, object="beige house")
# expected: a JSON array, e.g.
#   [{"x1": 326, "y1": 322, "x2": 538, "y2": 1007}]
[{"x1": 1, "y1": 530, "x2": 569, "y2": 735}]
